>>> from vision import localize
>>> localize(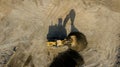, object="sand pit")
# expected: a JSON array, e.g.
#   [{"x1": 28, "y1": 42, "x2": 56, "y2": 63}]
[{"x1": 0, "y1": 0, "x2": 120, "y2": 67}]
